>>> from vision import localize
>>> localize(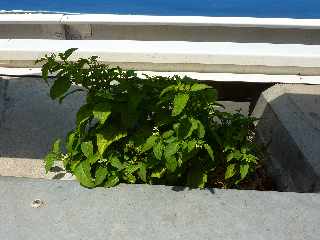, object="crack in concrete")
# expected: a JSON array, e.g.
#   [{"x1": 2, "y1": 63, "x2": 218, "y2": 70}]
[{"x1": 0, "y1": 78, "x2": 9, "y2": 129}]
